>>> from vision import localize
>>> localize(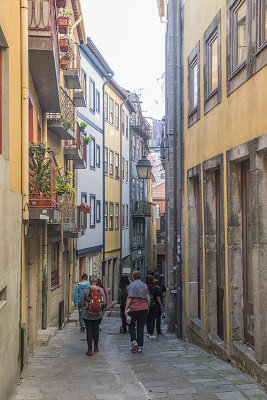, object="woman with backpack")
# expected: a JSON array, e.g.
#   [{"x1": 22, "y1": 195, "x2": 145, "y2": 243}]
[
  {"x1": 146, "y1": 274, "x2": 162, "y2": 339},
  {"x1": 118, "y1": 274, "x2": 131, "y2": 334},
  {"x1": 80, "y1": 275, "x2": 106, "y2": 356}
]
